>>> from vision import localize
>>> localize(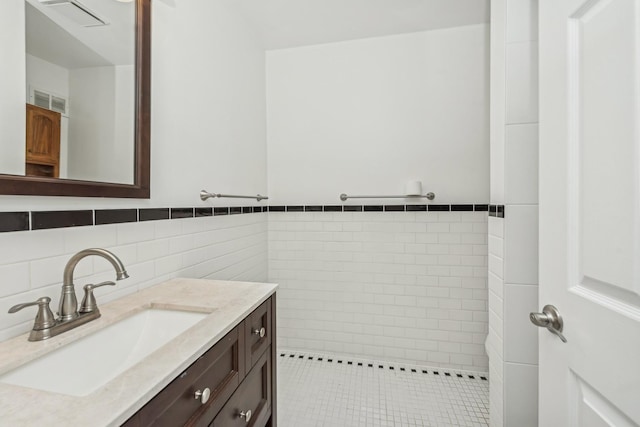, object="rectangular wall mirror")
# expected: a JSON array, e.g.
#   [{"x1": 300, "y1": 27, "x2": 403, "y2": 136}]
[{"x1": 0, "y1": 0, "x2": 150, "y2": 198}]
